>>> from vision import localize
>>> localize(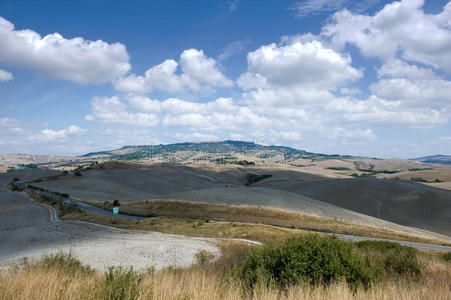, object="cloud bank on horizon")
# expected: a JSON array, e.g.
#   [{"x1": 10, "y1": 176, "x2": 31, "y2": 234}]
[{"x1": 0, "y1": 0, "x2": 450, "y2": 158}]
